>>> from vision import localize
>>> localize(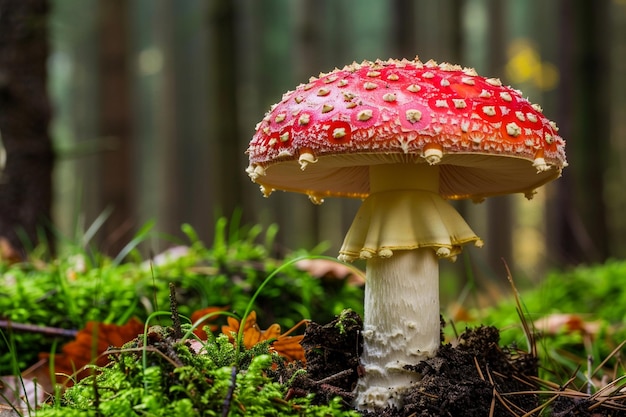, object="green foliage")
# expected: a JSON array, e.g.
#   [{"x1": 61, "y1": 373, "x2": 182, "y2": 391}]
[
  {"x1": 0, "y1": 217, "x2": 364, "y2": 375},
  {"x1": 456, "y1": 260, "x2": 626, "y2": 382},
  {"x1": 37, "y1": 333, "x2": 359, "y2": 417}
]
